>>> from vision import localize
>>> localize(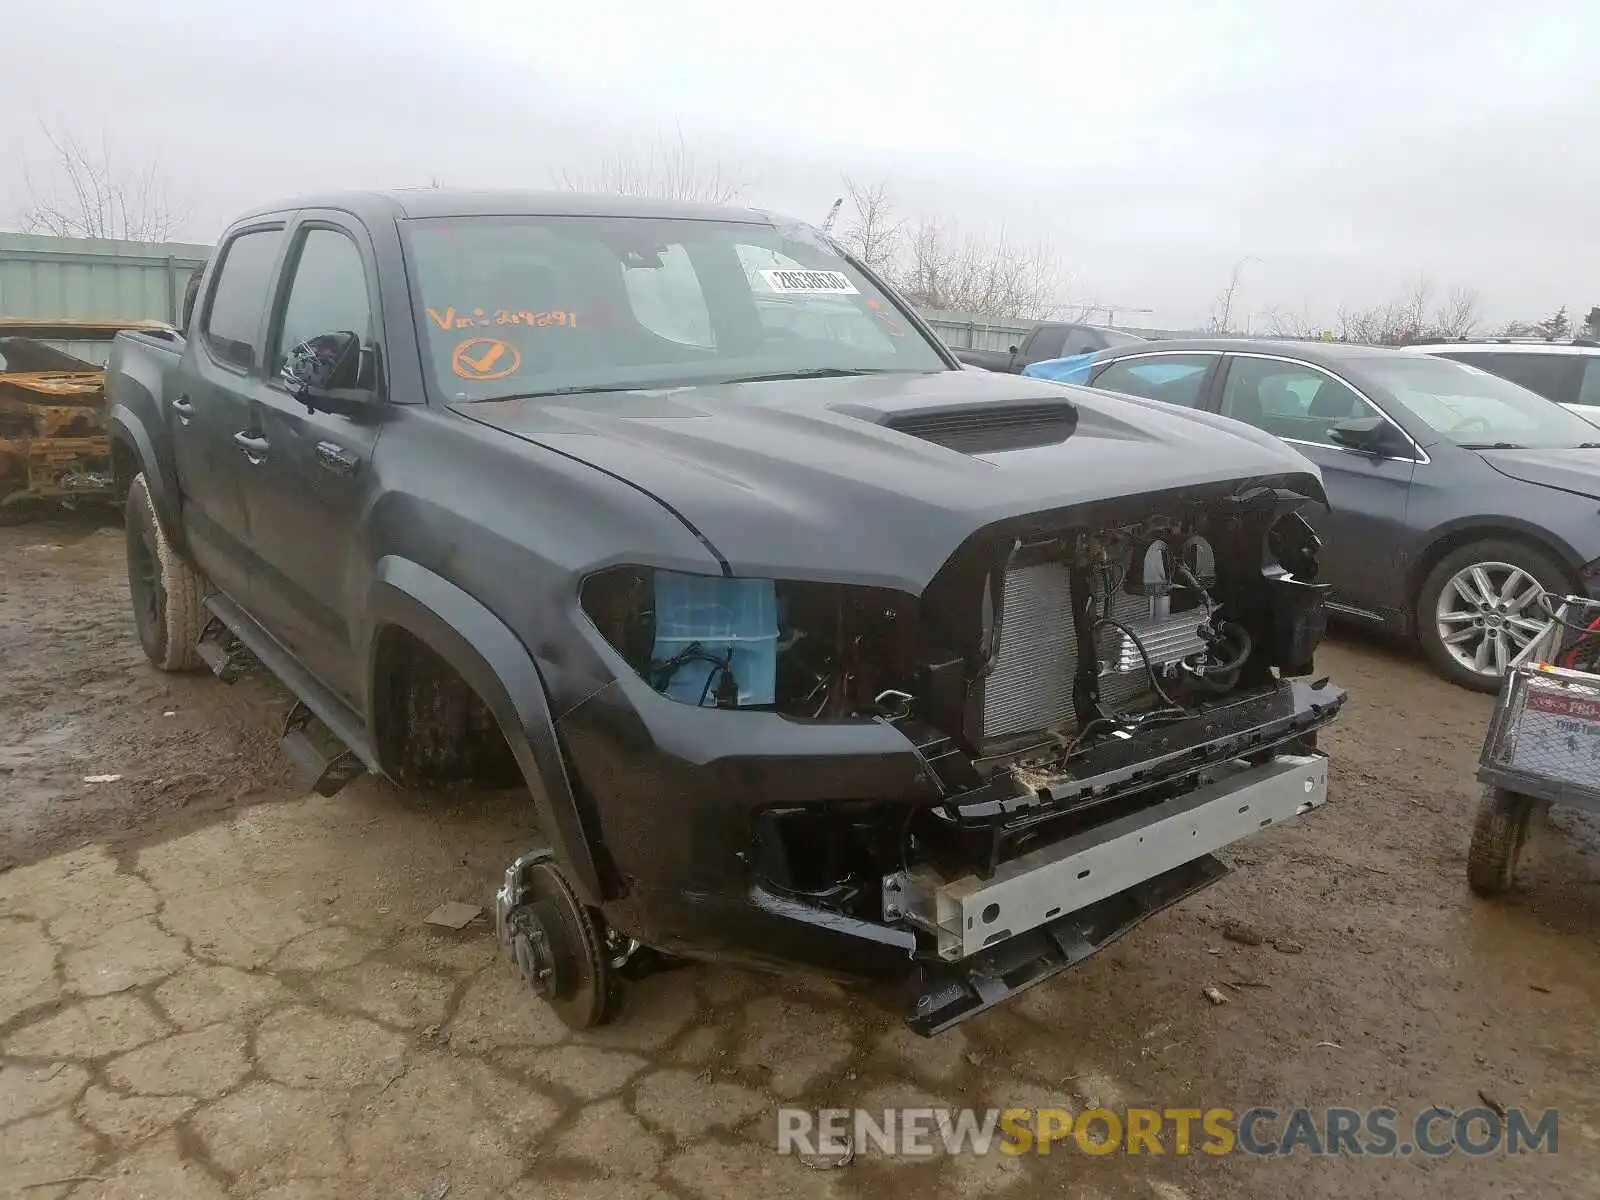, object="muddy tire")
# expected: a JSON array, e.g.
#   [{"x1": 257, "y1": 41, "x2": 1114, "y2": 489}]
[
  {"x1": 1466, "y1": 787, "x2": 1534, "y2": 896},
  {"x1": 1417, "y1": 539, "x2": 1568, "y2": 693},
  {"x1": 125, "y1": 472, "x2": 206, "y2": 671}
]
